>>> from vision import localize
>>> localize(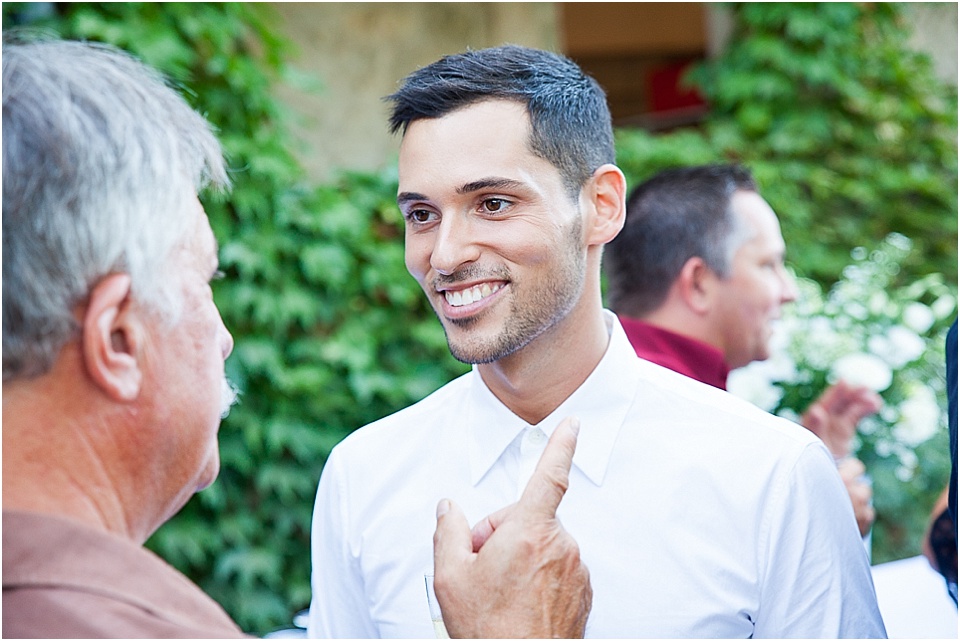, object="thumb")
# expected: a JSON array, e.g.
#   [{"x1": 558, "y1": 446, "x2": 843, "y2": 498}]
[
  {"x1": 801, "y1": 403, "x2": 826, "y2": 435},
  {"x1": 518, "y1": 416, "x2": 580, "y2": 519},
  {"x1": 470, "y1": 503, "x2": 515, "y2": 552},
  {"x1": 837, "y1": 457, "x2": 866, "y2": 482},
  {"x1": 433, "y1": 499, "x2": 473, "y2": 571}
]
